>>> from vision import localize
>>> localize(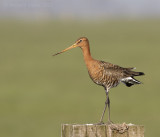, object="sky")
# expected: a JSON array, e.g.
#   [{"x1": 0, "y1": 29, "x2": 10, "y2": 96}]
[{"x1": 0, "y1": 0, "x2": 160, "y2": 19}]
